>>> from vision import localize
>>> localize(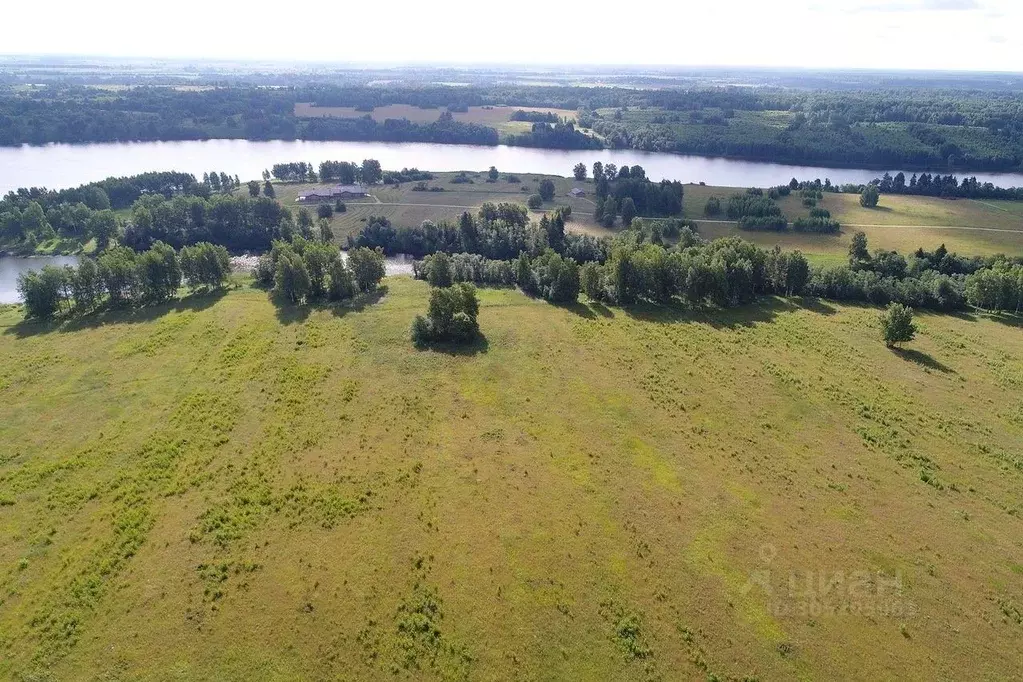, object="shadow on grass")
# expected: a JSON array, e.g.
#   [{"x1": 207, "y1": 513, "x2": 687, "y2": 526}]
[
  {"x1": 556, "y1": 300, "x2": 614, "y2": 319},
  {"x1": 988, "y1": 311, "x2": 1023, "y2": 328},
  {"x1": 623, "y1": 295, "x2": 800, "y2": 329},
  {"x1": 792, "y1": 297, "x2": 837, "y2": 316},
  {"x1": 414, "y1": 332, "x2": 489, "y2": 356},
  {"x1": 892, "y1": 347, "x2": 955, "y2": 374},
  {"x1": 2, "y1": 287, "x2": 229, "y2": 339},
  {"x1": 271, "y1": 285, "x2": 389, "y2": 325}
]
